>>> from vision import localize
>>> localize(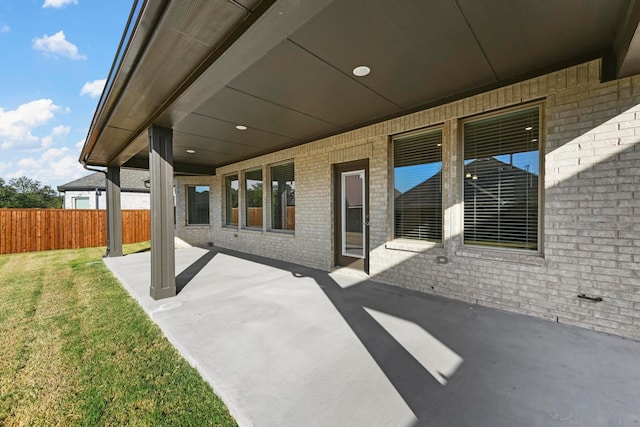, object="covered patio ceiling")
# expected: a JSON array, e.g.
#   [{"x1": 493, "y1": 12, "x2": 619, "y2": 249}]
[{"x1": 81, "y1": 0, "x2": 640, "y2": 175}]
